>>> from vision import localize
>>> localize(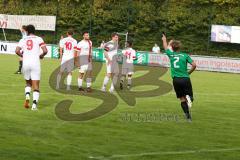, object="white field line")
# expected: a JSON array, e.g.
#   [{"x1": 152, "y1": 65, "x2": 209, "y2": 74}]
[{"x1": 89, "y1": 147, "x2": 240, "y2": 160}]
